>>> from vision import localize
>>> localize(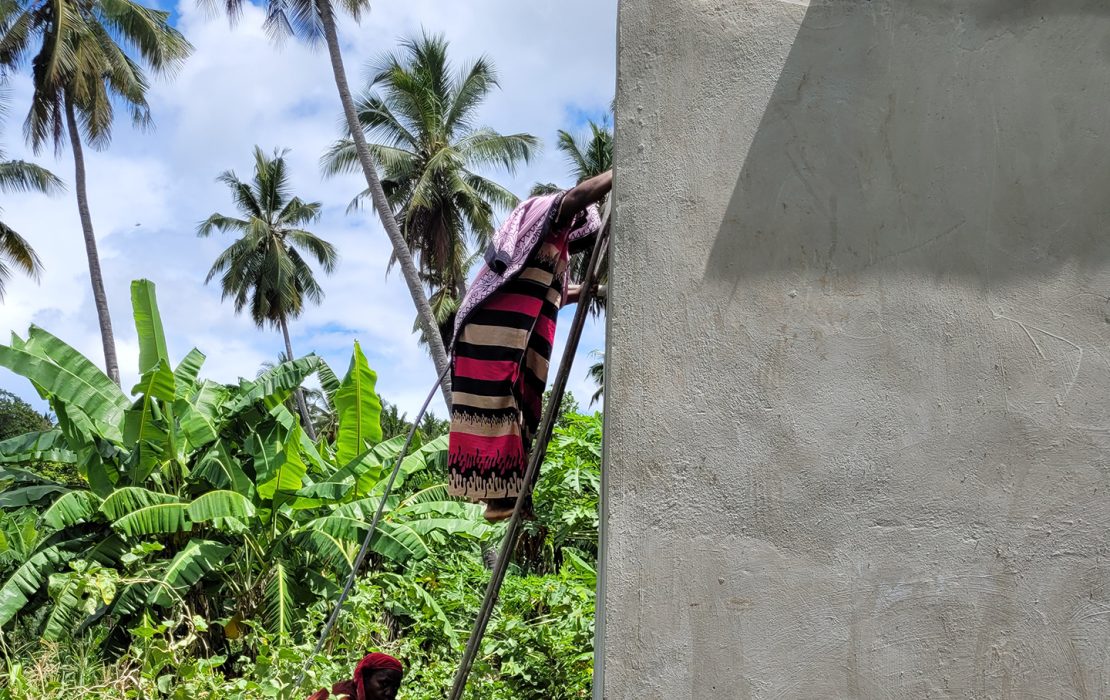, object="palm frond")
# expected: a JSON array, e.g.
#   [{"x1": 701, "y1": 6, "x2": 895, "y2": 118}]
[
  {"x1": 0, "y1": 159, "x2": 63, "y2": 194},
  {"x1": 456, "y1": 129, "x2": 538, "y2": 173},
  {"x1": 445, "y1": 55, "x2": 497, "y2": 133},
  {"x1": 351, "y1": 93, "x2": 418, "y2": 149},
  {"x1": 0, "y1": 221, "x2": 42, "y2": 278},
  {"x1": 286, "y1": 229, "x2": 338, "y2": 273},
  {"x1": 94, "y1": 0, "x2": 192, "y2": 73}
]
